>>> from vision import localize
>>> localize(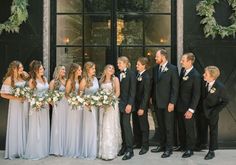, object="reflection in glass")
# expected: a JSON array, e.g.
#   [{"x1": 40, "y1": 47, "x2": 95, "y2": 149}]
[
  {"x1": 119, "y1": 47, "x2": 143, "y2": 69},
  {"x1": 145, "y1": 47, "x2": 171, "y2": 67},
  {"x1": 84, "y1": 0, "x2": 111, "y2": 12},
  {"x1": 84, "y1": 47, "x2": 110, "y2": 76},
  {"x1": 118, "y1": 0, "x2": 147, "y2": 12},
  {"x1": 56, "y1": 47, "x2": 83, "y2": 66},
  {"x1": 145, "y1": 0, "x2": 171, "y2": 13},
  {"x1": 57, "y1": 0, "x2": 82, "y2": 13},
  {"x1": 57, "y1": 15, "x2": 82, "y2": 45},
  {"x1": 84, "y1": 16, "x2": 111, "y2": 45},
  {"x1": 145, "y1": 15, "x2": 171, "y2": 45},
  {"x1": 118, "y1": 15, "x2": 143, "y2": 45}
]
